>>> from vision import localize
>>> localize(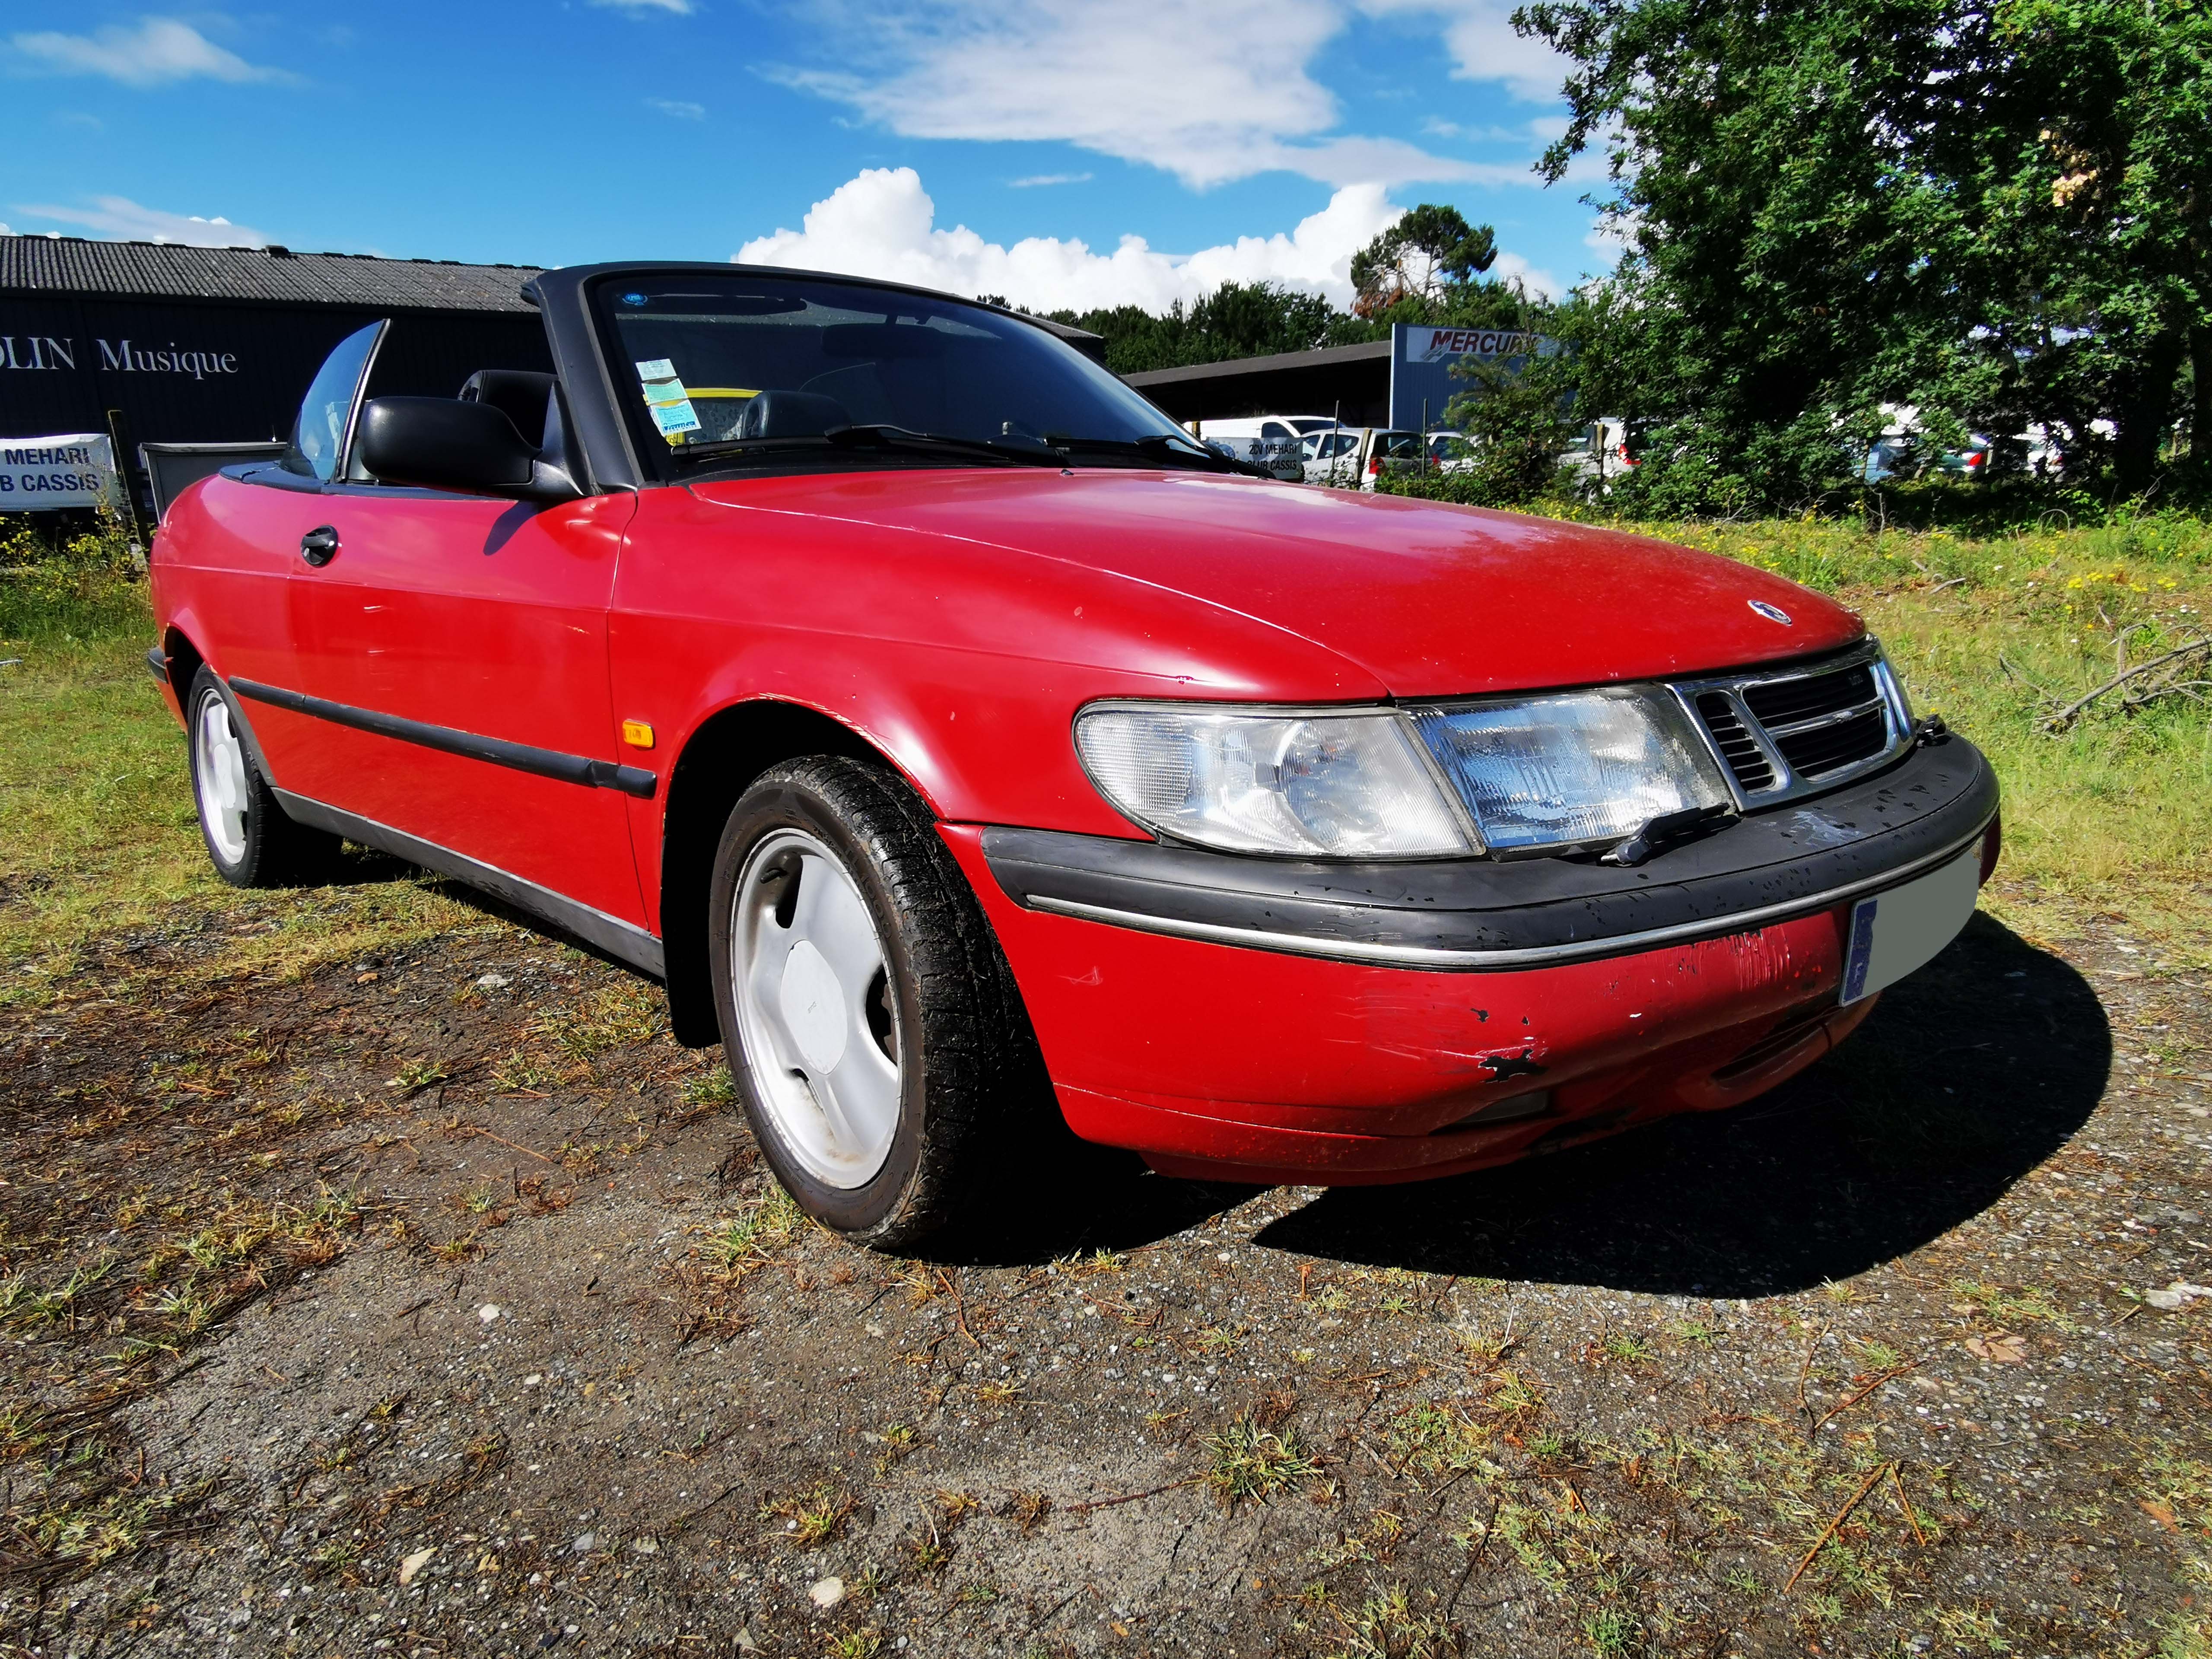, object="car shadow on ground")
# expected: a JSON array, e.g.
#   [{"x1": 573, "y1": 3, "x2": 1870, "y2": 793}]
[
  {"x1": 943, "y1": 913, "x2": 2110, "y2": 1291},
  {"x1": 1249, "y1": 912, "x2": 2110, "y2": 1296}
]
